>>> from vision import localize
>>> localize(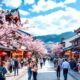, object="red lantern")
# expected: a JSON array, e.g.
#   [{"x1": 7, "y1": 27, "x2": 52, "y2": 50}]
[
  {"x1": 26, "y1": 52, "x2": 32, "y2": 57},
  {"x1": 0, "y1": 52, "x2": 7, "y2": 56},
  {"x1": 17, "y1": 49, "x2": 23, "y2": 54},
  {"x1": 0, "y1": 53, "x2": 2, "y2": 56}
]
